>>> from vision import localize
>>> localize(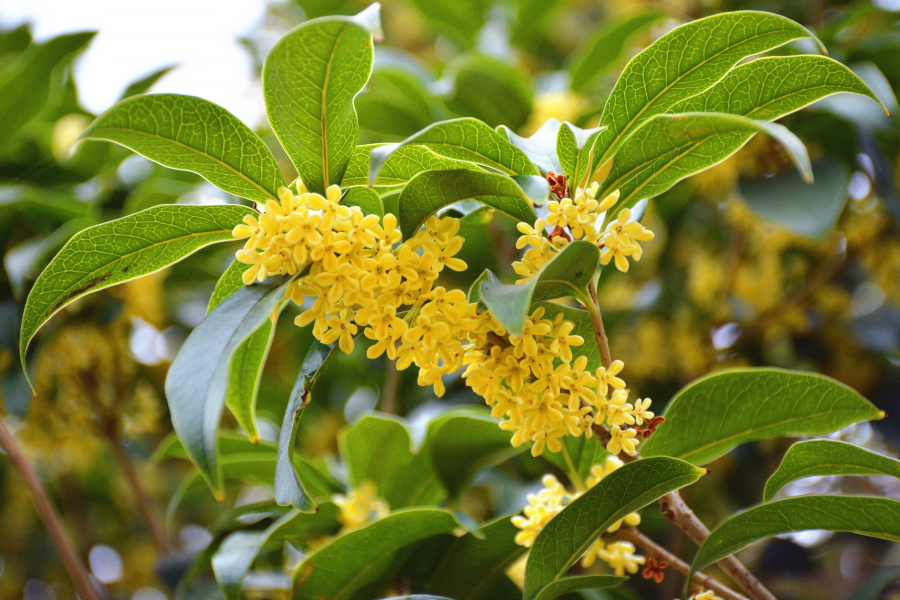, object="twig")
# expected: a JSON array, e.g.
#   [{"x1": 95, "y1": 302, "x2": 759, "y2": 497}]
[
  {"x1": 0, "y1": 415, "x2": 101, "y2": 600},
  {"x1": 616, "y1": 527, "x2": 747, "y2": 600},
  {"x1": 585, "y1": 282, "x2": 612, "y2": 368}
]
